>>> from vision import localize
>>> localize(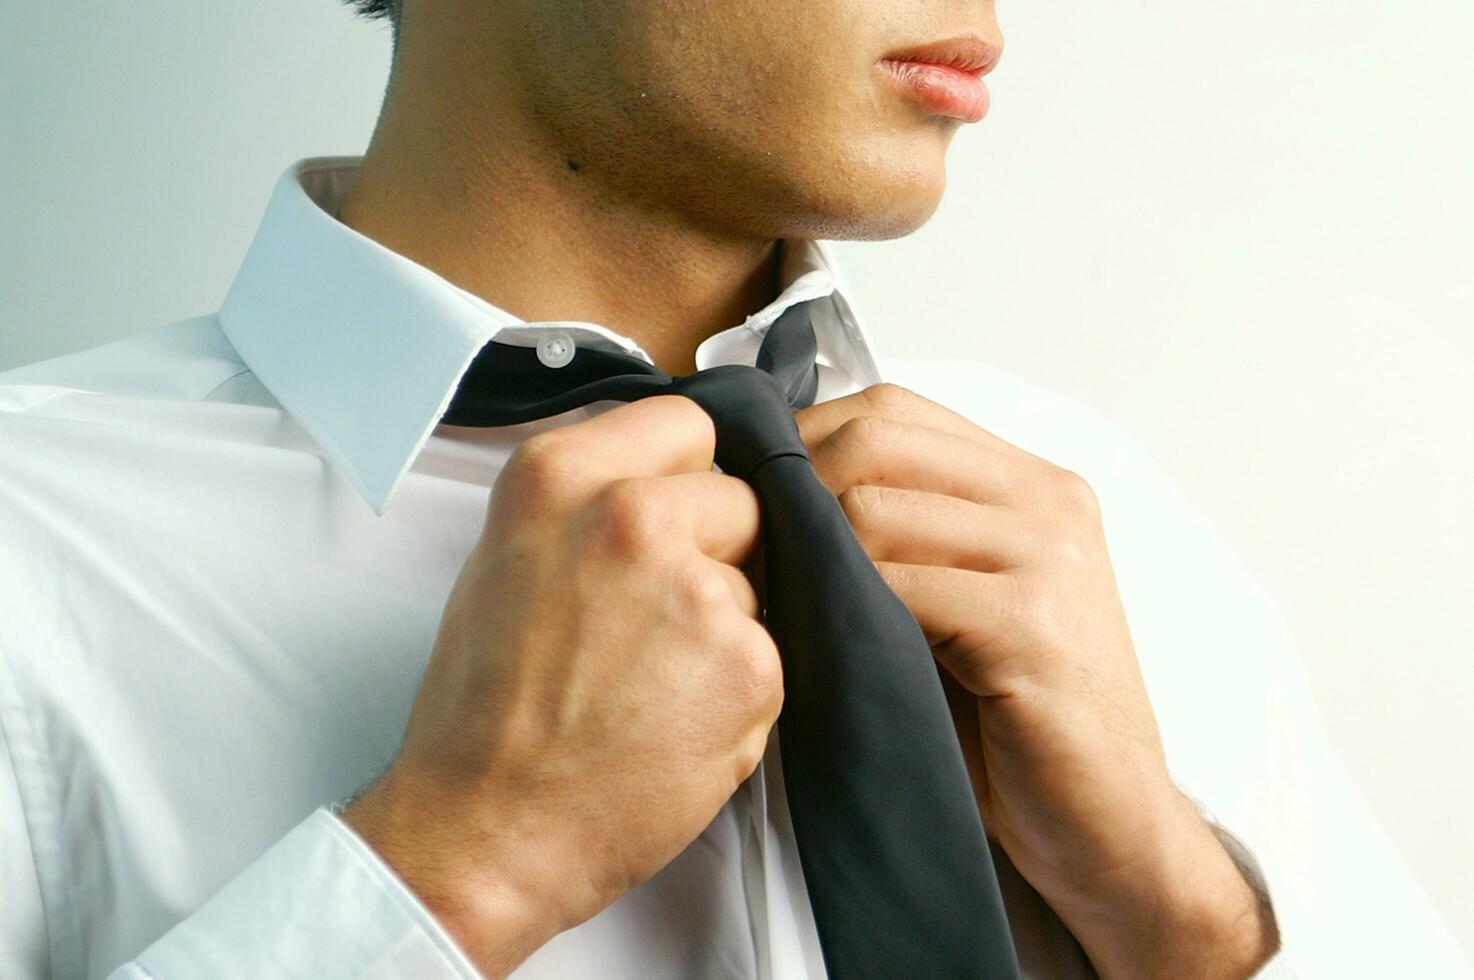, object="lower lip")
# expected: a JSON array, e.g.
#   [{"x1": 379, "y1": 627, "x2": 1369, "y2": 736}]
[{"x1": 879, "y1": 59, "x2": 990, "y2": 123}]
